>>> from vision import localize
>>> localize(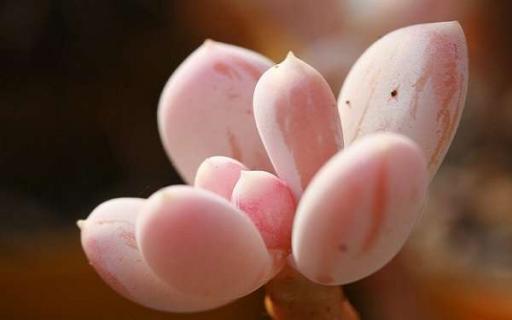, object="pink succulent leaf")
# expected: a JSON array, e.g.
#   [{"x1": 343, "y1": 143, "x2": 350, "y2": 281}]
[
  {"x1": 231, "y1": 170, "x2": 297, "y2": 279},
  {"x1": 253, "y1": 52, "x2": 343, "y2": 198},
  {"x1": 80, "y1": 198, "x2": 233, "y2": 312},
  {"x1": 158, "y1": 40, "x2": 274, "y2": 183},
  {"x1": 194, "y1": 156, "x2": 247, "y2": 200},
  {"x1": 232, "y1": 170, "x2": 296, "y2": 252},
  {"x1": 338, "y1": 21, "x2": 468, "y2": 179},
  {"x1": 292, "y1": 133, "x2": 428, "y2": 285},
  {"x1": 136, "y1": 186, "x2": 273, "y2": 301}
]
